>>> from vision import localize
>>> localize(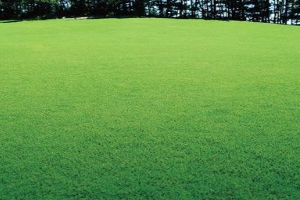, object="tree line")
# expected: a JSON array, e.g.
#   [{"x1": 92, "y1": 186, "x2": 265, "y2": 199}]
[{"x1": 0, "y1": 0, "x2": 300, "y2": 25}]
